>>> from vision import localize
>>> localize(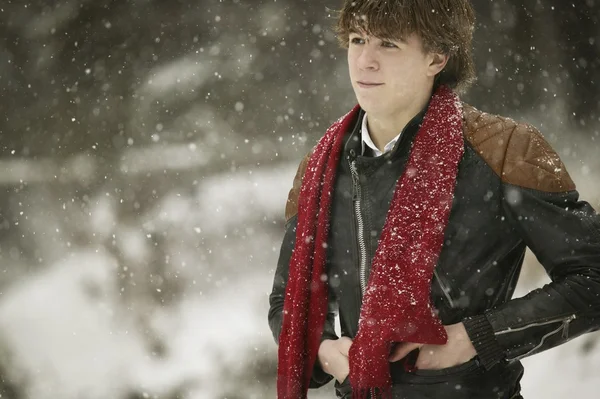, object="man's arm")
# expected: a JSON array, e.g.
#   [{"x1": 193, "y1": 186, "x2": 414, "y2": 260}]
[
  {"x1": 463, "y1": 124, "x2": 600, "y2": 370},
  {"x1": 267, "y1": 154, "x2": 339, "y2": 388}
]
